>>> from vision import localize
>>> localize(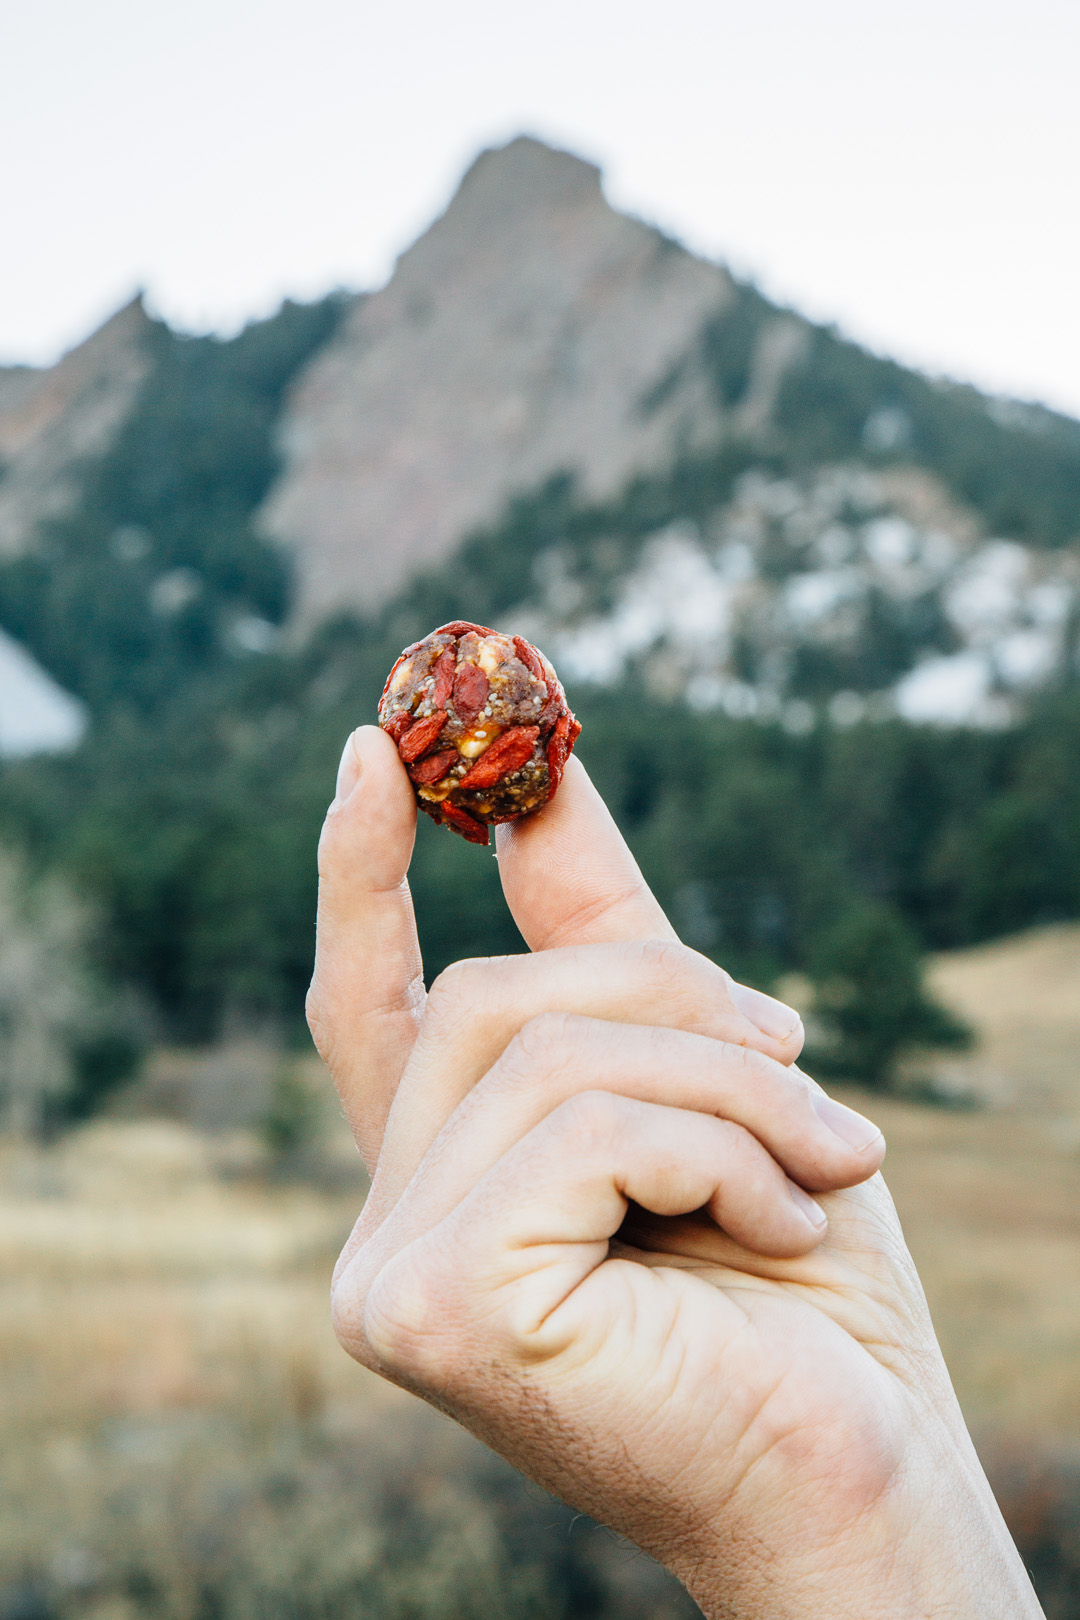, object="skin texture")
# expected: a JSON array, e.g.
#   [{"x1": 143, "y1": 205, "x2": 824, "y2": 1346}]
[{"x1": 308, "y1": 725, "x2": 1045, "y2": 1620}]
